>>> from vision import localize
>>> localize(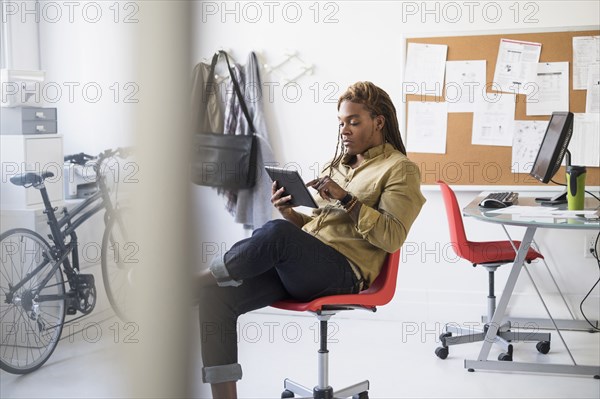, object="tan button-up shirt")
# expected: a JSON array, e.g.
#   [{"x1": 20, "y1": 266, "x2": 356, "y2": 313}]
[{"x1": 298, "y1": 143, "x2": 426, "y2": 286}]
